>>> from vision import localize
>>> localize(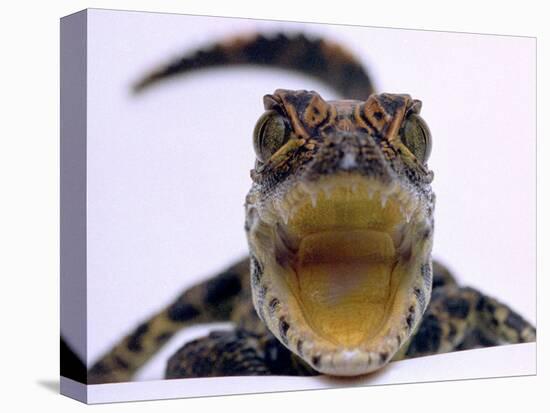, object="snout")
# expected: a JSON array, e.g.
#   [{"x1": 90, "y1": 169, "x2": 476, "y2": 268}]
[{"x1": 304, "y1": 131, "x2": 395, "y2": 183}]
